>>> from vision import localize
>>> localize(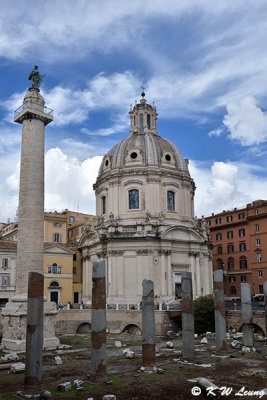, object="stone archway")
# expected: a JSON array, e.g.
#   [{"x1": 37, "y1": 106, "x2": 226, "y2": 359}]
[
  {"x1": 122, "y1": 324, "x2": 141, "y2": 335},
  {"x1": 76, "y1": 322, "x2": 91, "y2": 333}
]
